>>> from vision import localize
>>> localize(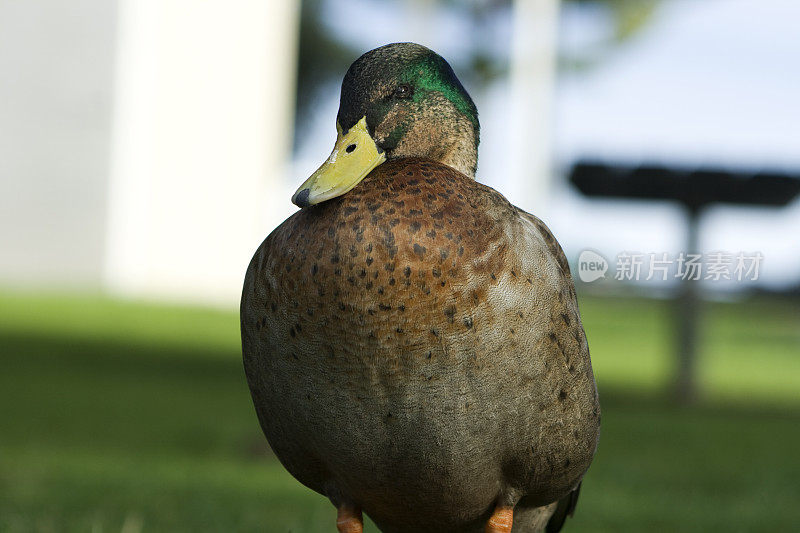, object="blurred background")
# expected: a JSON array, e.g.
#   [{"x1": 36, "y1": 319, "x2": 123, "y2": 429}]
[{"x1": 1, "y1": 0, "x2": 799, "y2": 531}]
